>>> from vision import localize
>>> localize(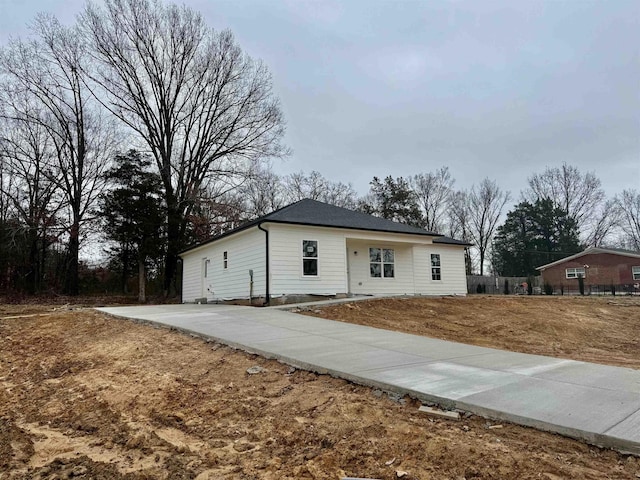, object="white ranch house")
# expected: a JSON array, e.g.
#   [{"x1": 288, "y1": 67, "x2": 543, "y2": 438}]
[{"x1": 180, "y1": 199, "x2": 471, "y2": 304}]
